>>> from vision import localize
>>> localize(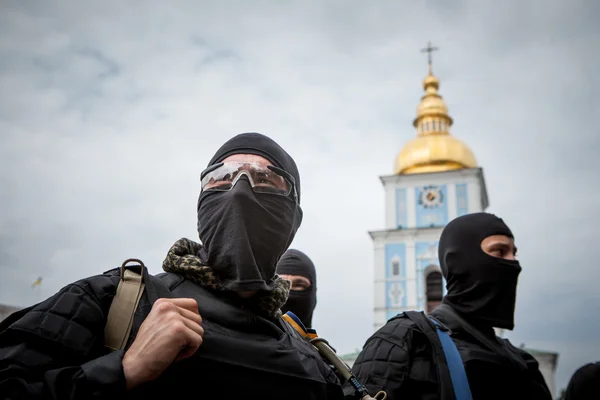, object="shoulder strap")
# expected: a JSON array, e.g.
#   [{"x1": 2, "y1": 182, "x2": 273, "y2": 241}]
[
  {"x1": 429, "y1": 317, "x2": 473, "y2": 400},
  {"x1": 435, "y1": 304, "x2": 528, "y2": 372},
  {"x1": 104, "y1": 259, "x2": 147, "y2": 351}
]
